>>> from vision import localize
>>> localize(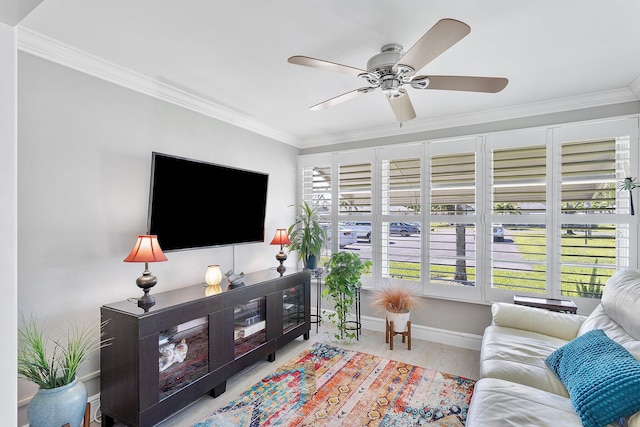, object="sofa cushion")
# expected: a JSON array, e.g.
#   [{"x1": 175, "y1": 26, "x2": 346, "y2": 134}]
[
  {"x1": 491, "y1": 302, "x2": 584, "y2": 341},
  {"x1": 600, "y1": 268, "x2": 640, "y2": 340},
  {"x1": 579, "y1": 304, "x2": 640, "y2": 359},
  {"x1": 480, "y1": 325, "x2": 569, "y2": 396},
  {"x1": 546, "y1": 329, "x2": 640, "y2": 427},
  {"x1": 467, "y1": 378, "x2": 582, "y2": 427}
]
